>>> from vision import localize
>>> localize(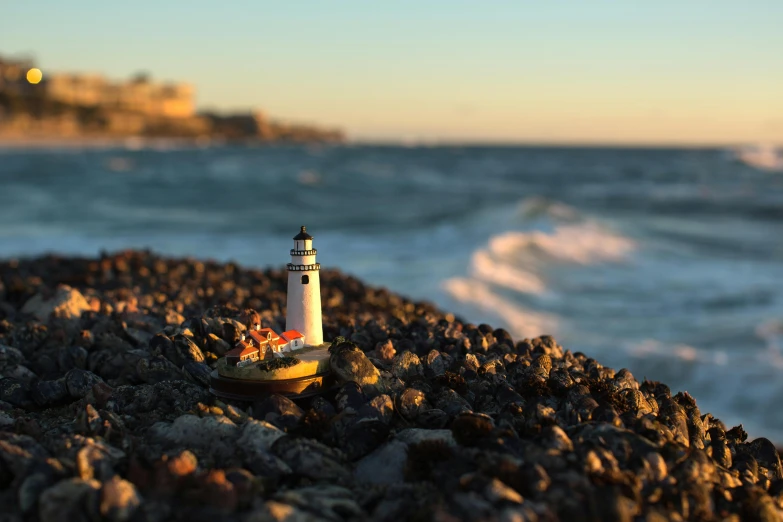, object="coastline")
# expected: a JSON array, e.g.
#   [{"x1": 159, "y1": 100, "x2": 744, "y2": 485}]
[
  {"x1": 0, "y1": 135, "x2": 170, "y2": 150},
  {"x1": 0, "y1": 134, "x2": 338, "y2": 150},
  {"x1": 1, "y1": 250, "x2": 781, "y2": 519}
]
